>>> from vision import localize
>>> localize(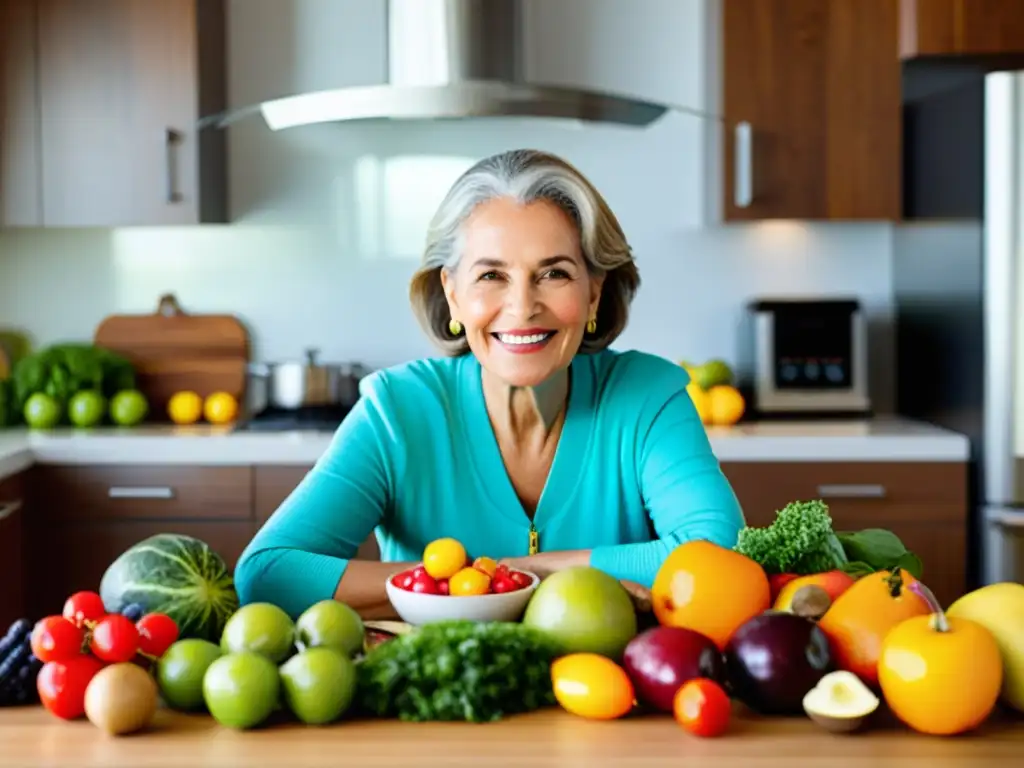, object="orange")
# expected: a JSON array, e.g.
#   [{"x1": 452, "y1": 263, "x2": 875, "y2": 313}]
[
  {"x1": 707, "y1": 385, "x2": 745, "y2": 426},
  {"x1": 551, "y1": 653, "x2": 635, "y2": 720},
  {"x1": 448, "y1": 566, "x2": 490, "y2": 596},
  {"x1": 422, "y1": 538, "x2": 468, "y2": 580},
  {"x1": 879, "y1": 584, "x2": 1003, "y2": 736},
  {"x1": 651, "y1": 540, "x2": 771, "y2": 649},
  {"x1": 203, "y1": 391, "x2": 239, "y2": 425},
  {"x1": 167, "y1": 391, "x2": 203, "y2": 425}
]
